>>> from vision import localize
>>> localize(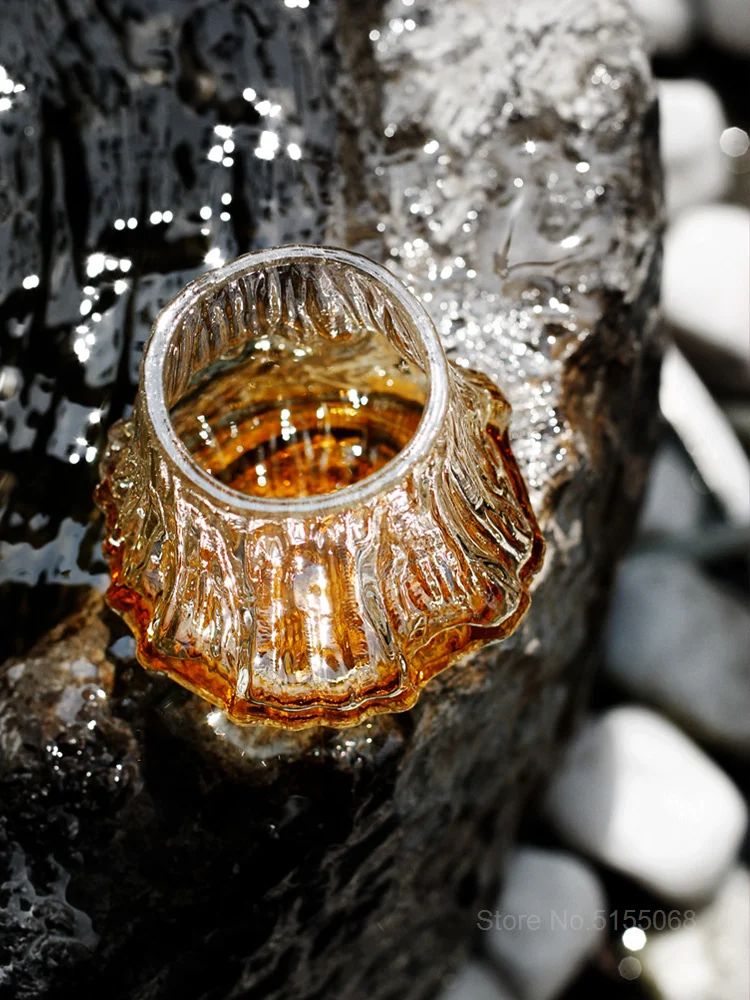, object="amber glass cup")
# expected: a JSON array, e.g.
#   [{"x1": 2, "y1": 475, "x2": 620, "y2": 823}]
[{"x1": 95, "y1": 246, "x2": 544, "y2": 729}]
